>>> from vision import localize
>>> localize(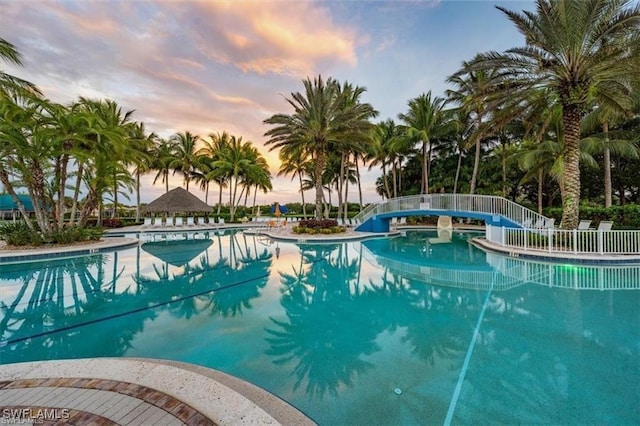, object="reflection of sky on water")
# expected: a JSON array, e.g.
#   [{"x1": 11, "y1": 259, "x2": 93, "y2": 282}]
[{"x1": 1, "y1": 230, "x2": 638, "y2": 425}]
